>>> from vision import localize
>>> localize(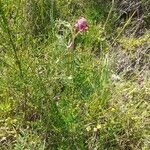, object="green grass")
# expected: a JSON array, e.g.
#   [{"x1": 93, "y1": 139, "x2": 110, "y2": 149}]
[{"x1": 0, "y1": 0, "x2": 150, "y2": 149}]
